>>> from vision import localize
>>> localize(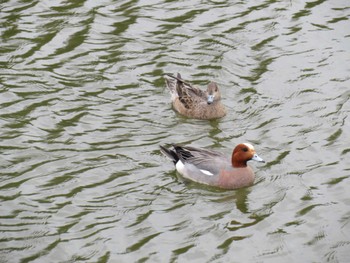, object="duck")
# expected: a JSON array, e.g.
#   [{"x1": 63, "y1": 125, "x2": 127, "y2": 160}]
[
  {"x1": 160, "y1": 143, "x2": 265, "y2": 189},
  {"x1": 164, "y1": 73, "x2": 226, "y2": 120}
]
